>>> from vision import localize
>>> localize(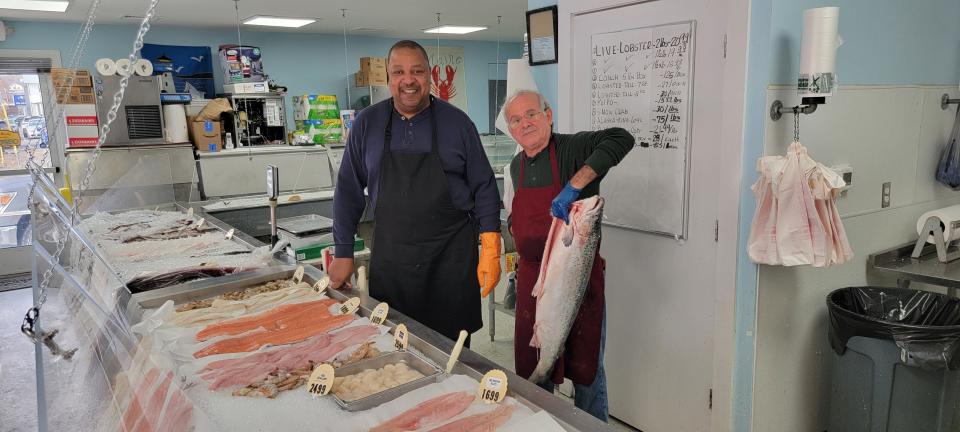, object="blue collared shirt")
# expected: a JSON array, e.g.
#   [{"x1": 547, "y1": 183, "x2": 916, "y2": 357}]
[{"x1": 333, "y1": 98, "x2": 501, "y2": 257}]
